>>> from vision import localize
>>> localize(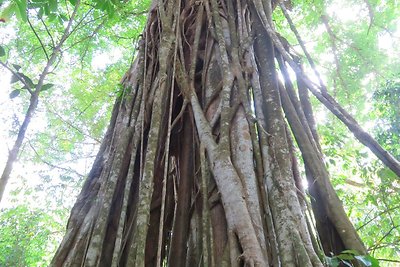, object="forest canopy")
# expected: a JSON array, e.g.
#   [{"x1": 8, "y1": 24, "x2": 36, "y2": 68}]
[{"x1": 0, "y1": 0, "x2": 399, "y2": 266}]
